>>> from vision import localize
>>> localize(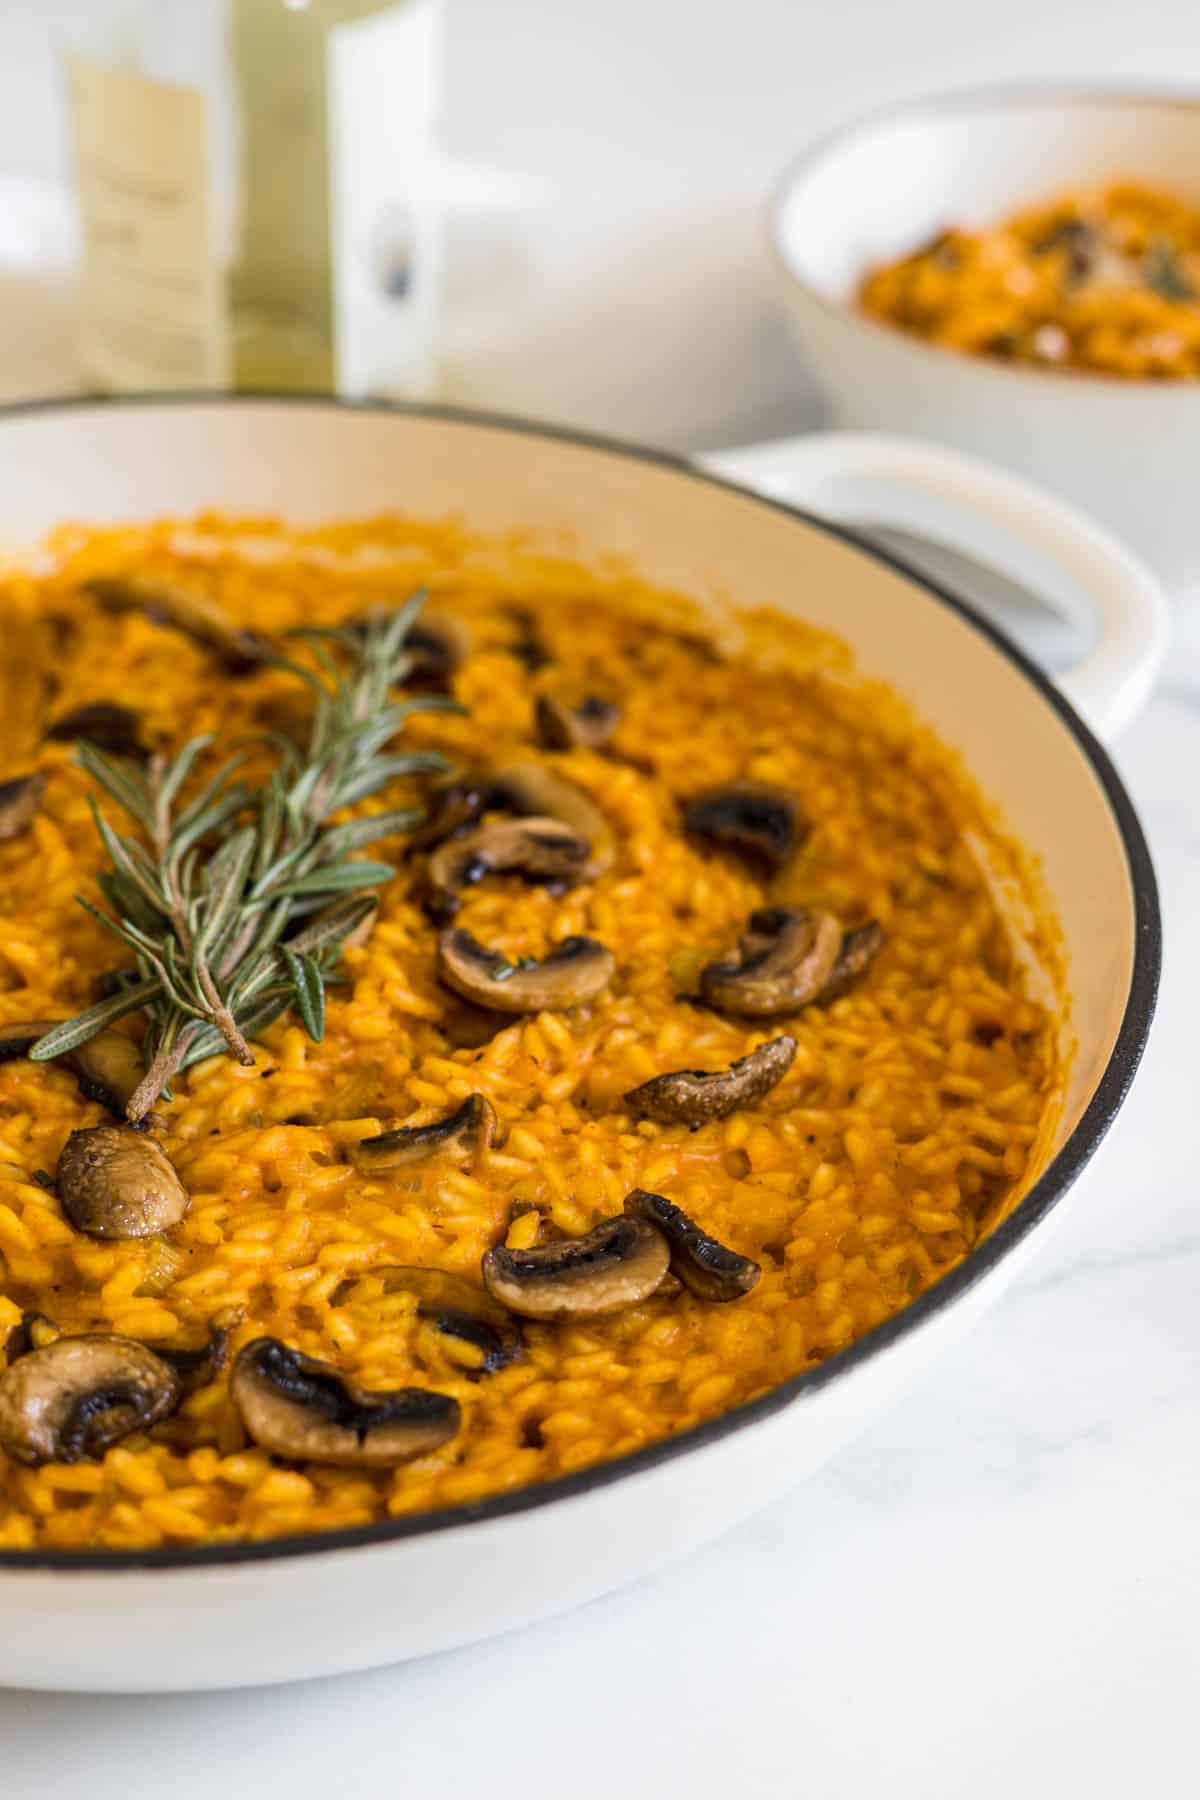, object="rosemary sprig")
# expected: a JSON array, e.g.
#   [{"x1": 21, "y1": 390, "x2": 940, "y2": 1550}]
[{"x1": 31, "y1": 596, "x2": 457, "y2": 1122}]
